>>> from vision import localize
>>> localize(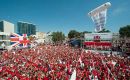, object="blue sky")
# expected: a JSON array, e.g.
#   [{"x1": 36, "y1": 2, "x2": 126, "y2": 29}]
[{"x1": 0, "y1": 0, "x2": 130, "y2": 35}]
